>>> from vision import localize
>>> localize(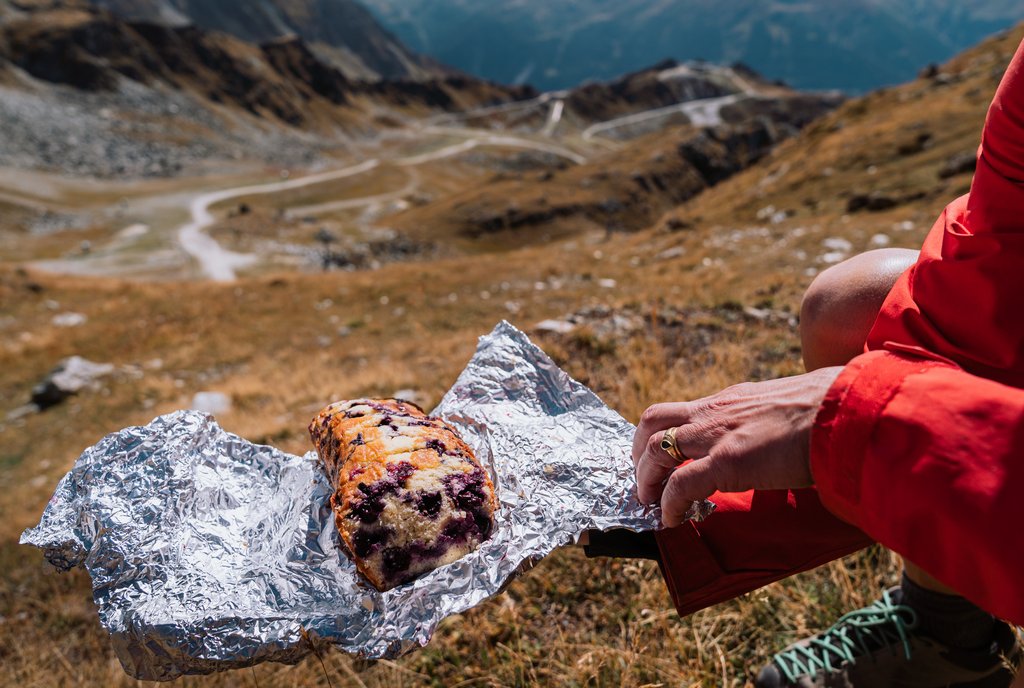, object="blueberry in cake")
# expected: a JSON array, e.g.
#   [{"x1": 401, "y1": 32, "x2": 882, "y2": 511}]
[{"x1": 309, "y1": 398, "x2": 498, "y2": 591}]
